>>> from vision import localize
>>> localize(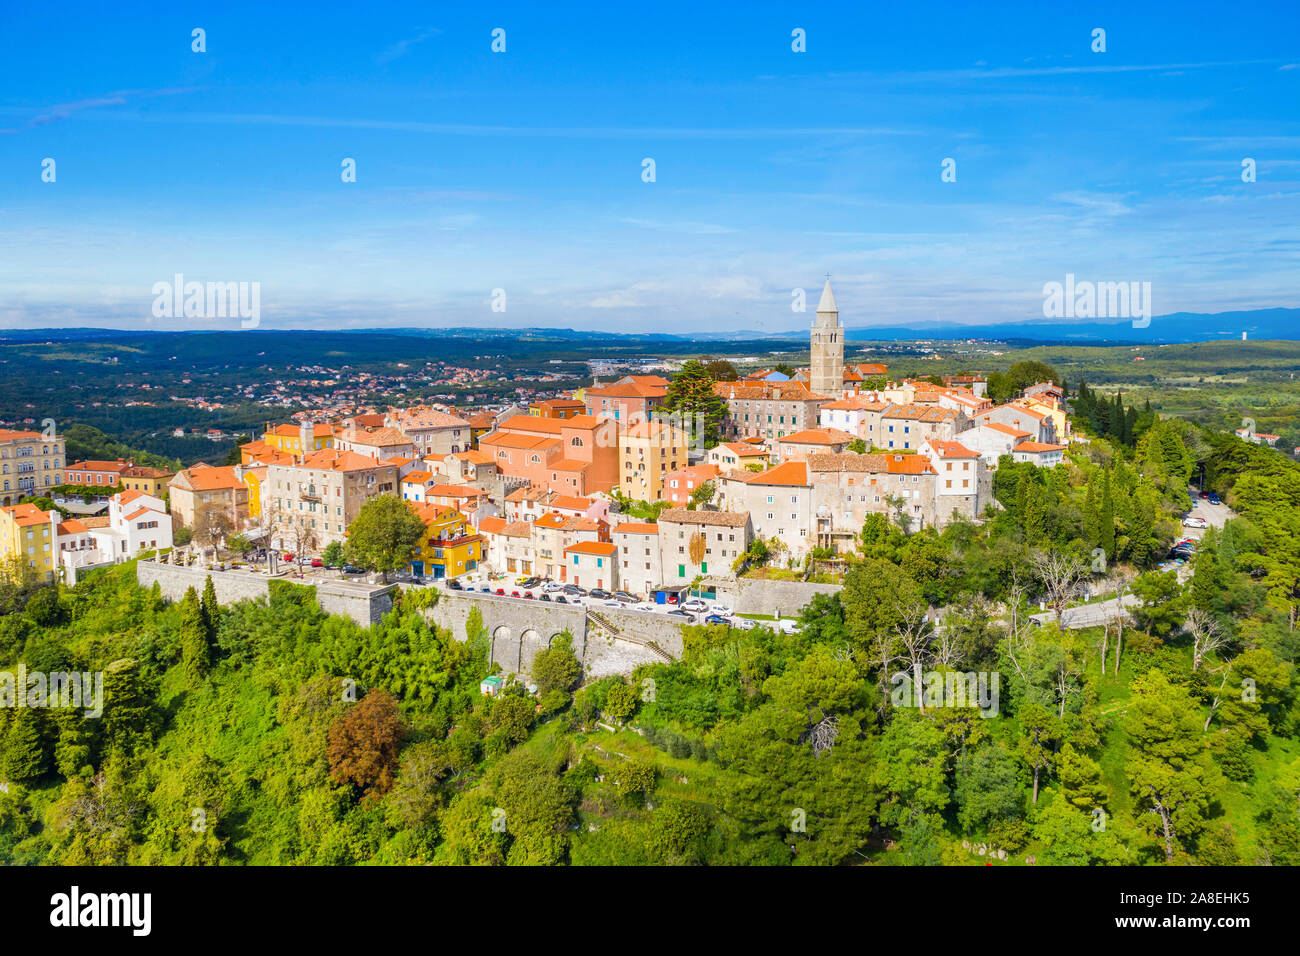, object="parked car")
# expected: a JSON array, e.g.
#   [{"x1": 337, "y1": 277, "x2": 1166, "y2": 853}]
[
  {"x1": 410, "y1": 575, "x2": 425, "y2": 585},
  {"x1": 480, "y1": 586, "x2": 492, "y2": 593},
  {"x1": 704, "y1": 614, "x2": 731, "y2": 625},
  {"x1": 632, "y1": 602, "x2": 657, "y2": 612},
  {"x1": 563, "y1": 584, "x2": 586, "y2": 596},
  {"x1": 310, "y1": 558, "x2": 323, "y2": 568},
  {"x1": 541, "y1": 581, "x2": 564, "y2": 593},
  {"x1": 510, "y1": 590, "x2": 522, "y2": 598},
  {"x1": 711, "y1": 605, "x2": 733, "y2": 617},
  {"x1": 1183, "y1": 516, "x2": 1209, "y2": 529},
  {"x1": 1199, "y1": 490, "x2": 1209, "y2": 499},
  {"x1": 589, "y1": 588, "x2": 612, "y2": 600},
  {"x1": 539, "y1": 593, "x2": 552, "y2": 602},
  {"x1": 447, "y1": 579, "x2": 463, "y2": 590},
  {"x1": 681, "y1": 599, "x2": 708, "y2": 612},
  {"x1": 494, "y1": 588, "x2": 505, "y2": 595},
  {"x1": 556, "y1": 596, "x2": 569, "y2": 604},
  {"x1": 342, "y1": 565, "x2": 365, "y2": 574},
  {"x1": 612, "y1": 591, "x2": 637, "y2": 603},
  {"x1": 666, "y1": 609, "x2": 692, "y2": 619},
  {"x1": 519, "y1": 576, "x2": 540, "y2": 588},
  {"x1": 1208, "y1": 493, "x2": 1221, "y2": 505},
  {"x1": 283, "y1": 553, "x2": 297, "y2": 562}
]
